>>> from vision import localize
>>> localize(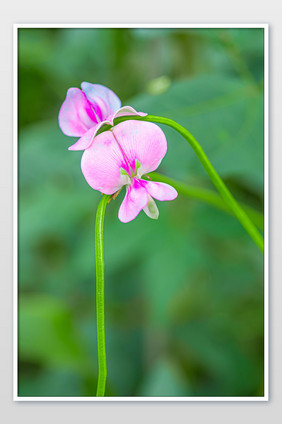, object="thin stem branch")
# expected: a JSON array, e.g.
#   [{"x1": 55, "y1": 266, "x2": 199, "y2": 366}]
[
  {"x1": 113, "y1": 115, "x2": 264, "y2": 253},
  {"x1": 95, "y1": 194, "x2": 111, "y2": 397},
  {"x1": 149, "y1": 172, "x2": 263, "y2": 231}
]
